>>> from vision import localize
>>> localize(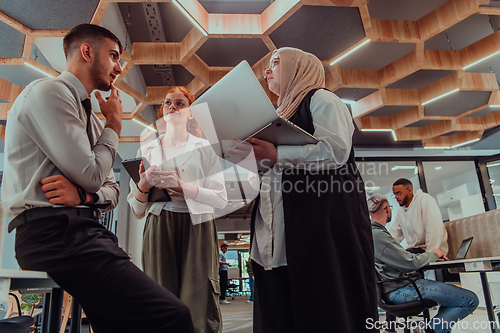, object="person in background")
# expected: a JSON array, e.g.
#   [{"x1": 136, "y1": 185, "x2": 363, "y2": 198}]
[
  {"x1": 219, "y1": 244, "x2": 231, "y2": 304},
  {"x1": 246, "y1": 251, "x2": 254, "y2": 303},
  {"x1": 391, "y1": 178, "x2": 448, "y2": 255},
  {"x1": 368, "y1": 194, "x2": 478, "y2": 333},
  {"x1": 228, "y1": 47, "x2": 377, "y2": 333},
  {"x1": 127, "y1": 86, "x2": 227, "y2": 333},
  {"x1": 2, "y1": 24, "x2": 193, "y2": 332}
]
